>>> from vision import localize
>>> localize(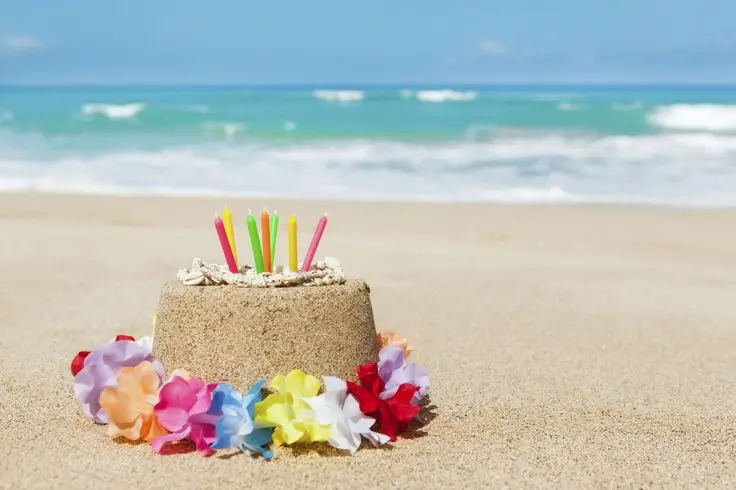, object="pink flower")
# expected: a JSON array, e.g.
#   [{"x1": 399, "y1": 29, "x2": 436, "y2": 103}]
[{"x1": 151, "y1": 375, "x2": 218, "y2": 454}]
